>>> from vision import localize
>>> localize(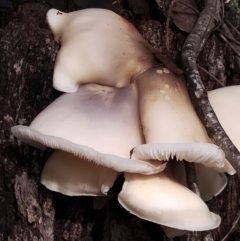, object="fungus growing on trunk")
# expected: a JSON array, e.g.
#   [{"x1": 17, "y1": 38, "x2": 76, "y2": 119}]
[
  {"x1": 46, "y1": 8, "x2": 155, "y2": 93},
  {"x1": 132, "y1": 67, "x2": 228, "y2": 172},
  {"x1": 11, "y1": 83, "x2": 164, "y2": 175},
  {"x1": 118, "y1": 169, "x2": 221, "y2": 231}
]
